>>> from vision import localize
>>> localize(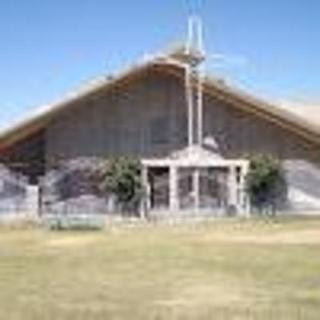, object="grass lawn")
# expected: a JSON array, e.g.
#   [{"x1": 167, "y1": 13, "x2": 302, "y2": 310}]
[{"x1": 0, "y1": 217, "x2": 320, "y2": 319}]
